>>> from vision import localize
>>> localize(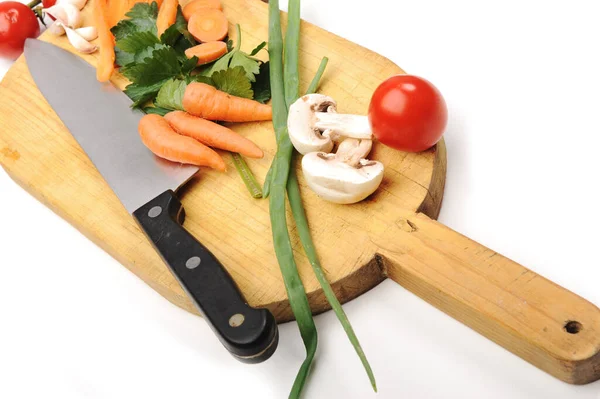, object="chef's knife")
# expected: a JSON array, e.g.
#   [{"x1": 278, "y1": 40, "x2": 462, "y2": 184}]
[{"x1": 24, "y1": 39, "x2": 278, "y2": 363}]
